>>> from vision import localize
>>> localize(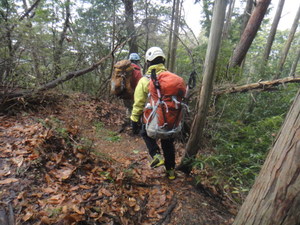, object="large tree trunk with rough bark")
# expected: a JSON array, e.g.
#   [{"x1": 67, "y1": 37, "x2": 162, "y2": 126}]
[
  {"x1": 230, "y1": 0, "x2": 271, "y2": 68},
  {"x1": 179, "y1": 0, "x2": 227, "y2": 173},
  {"x1": 261, "y1": 0, "x2": 285, "y2": 74},
  {"x1": 233, "y1": 88, "x2": 300, "y2": 225},
  {"x1": 274, "y1": 4, "x2": 300, "y2": 79}
]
